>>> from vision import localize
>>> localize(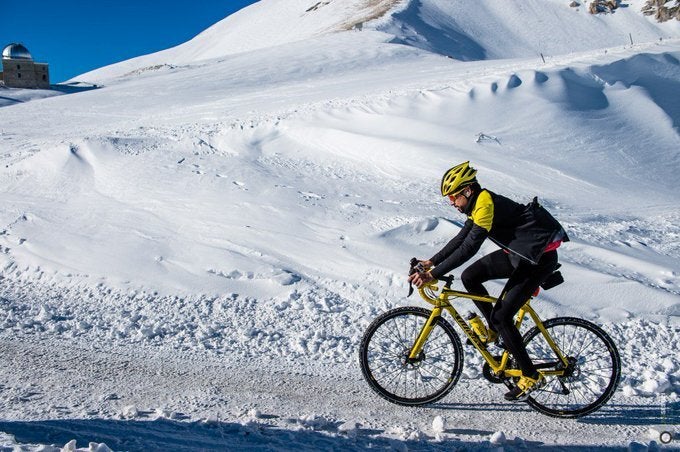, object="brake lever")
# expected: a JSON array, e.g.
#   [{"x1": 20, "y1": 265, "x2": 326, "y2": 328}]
[{"x1": 407, "y1": 257, "x2": 424, "y2": 297}]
